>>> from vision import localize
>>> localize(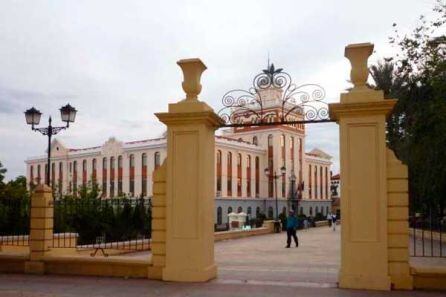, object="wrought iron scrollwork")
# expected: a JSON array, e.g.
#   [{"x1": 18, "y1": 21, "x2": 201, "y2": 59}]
[{"x1": 217, "y1": 64, "x2": 331, "y2": 127}]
